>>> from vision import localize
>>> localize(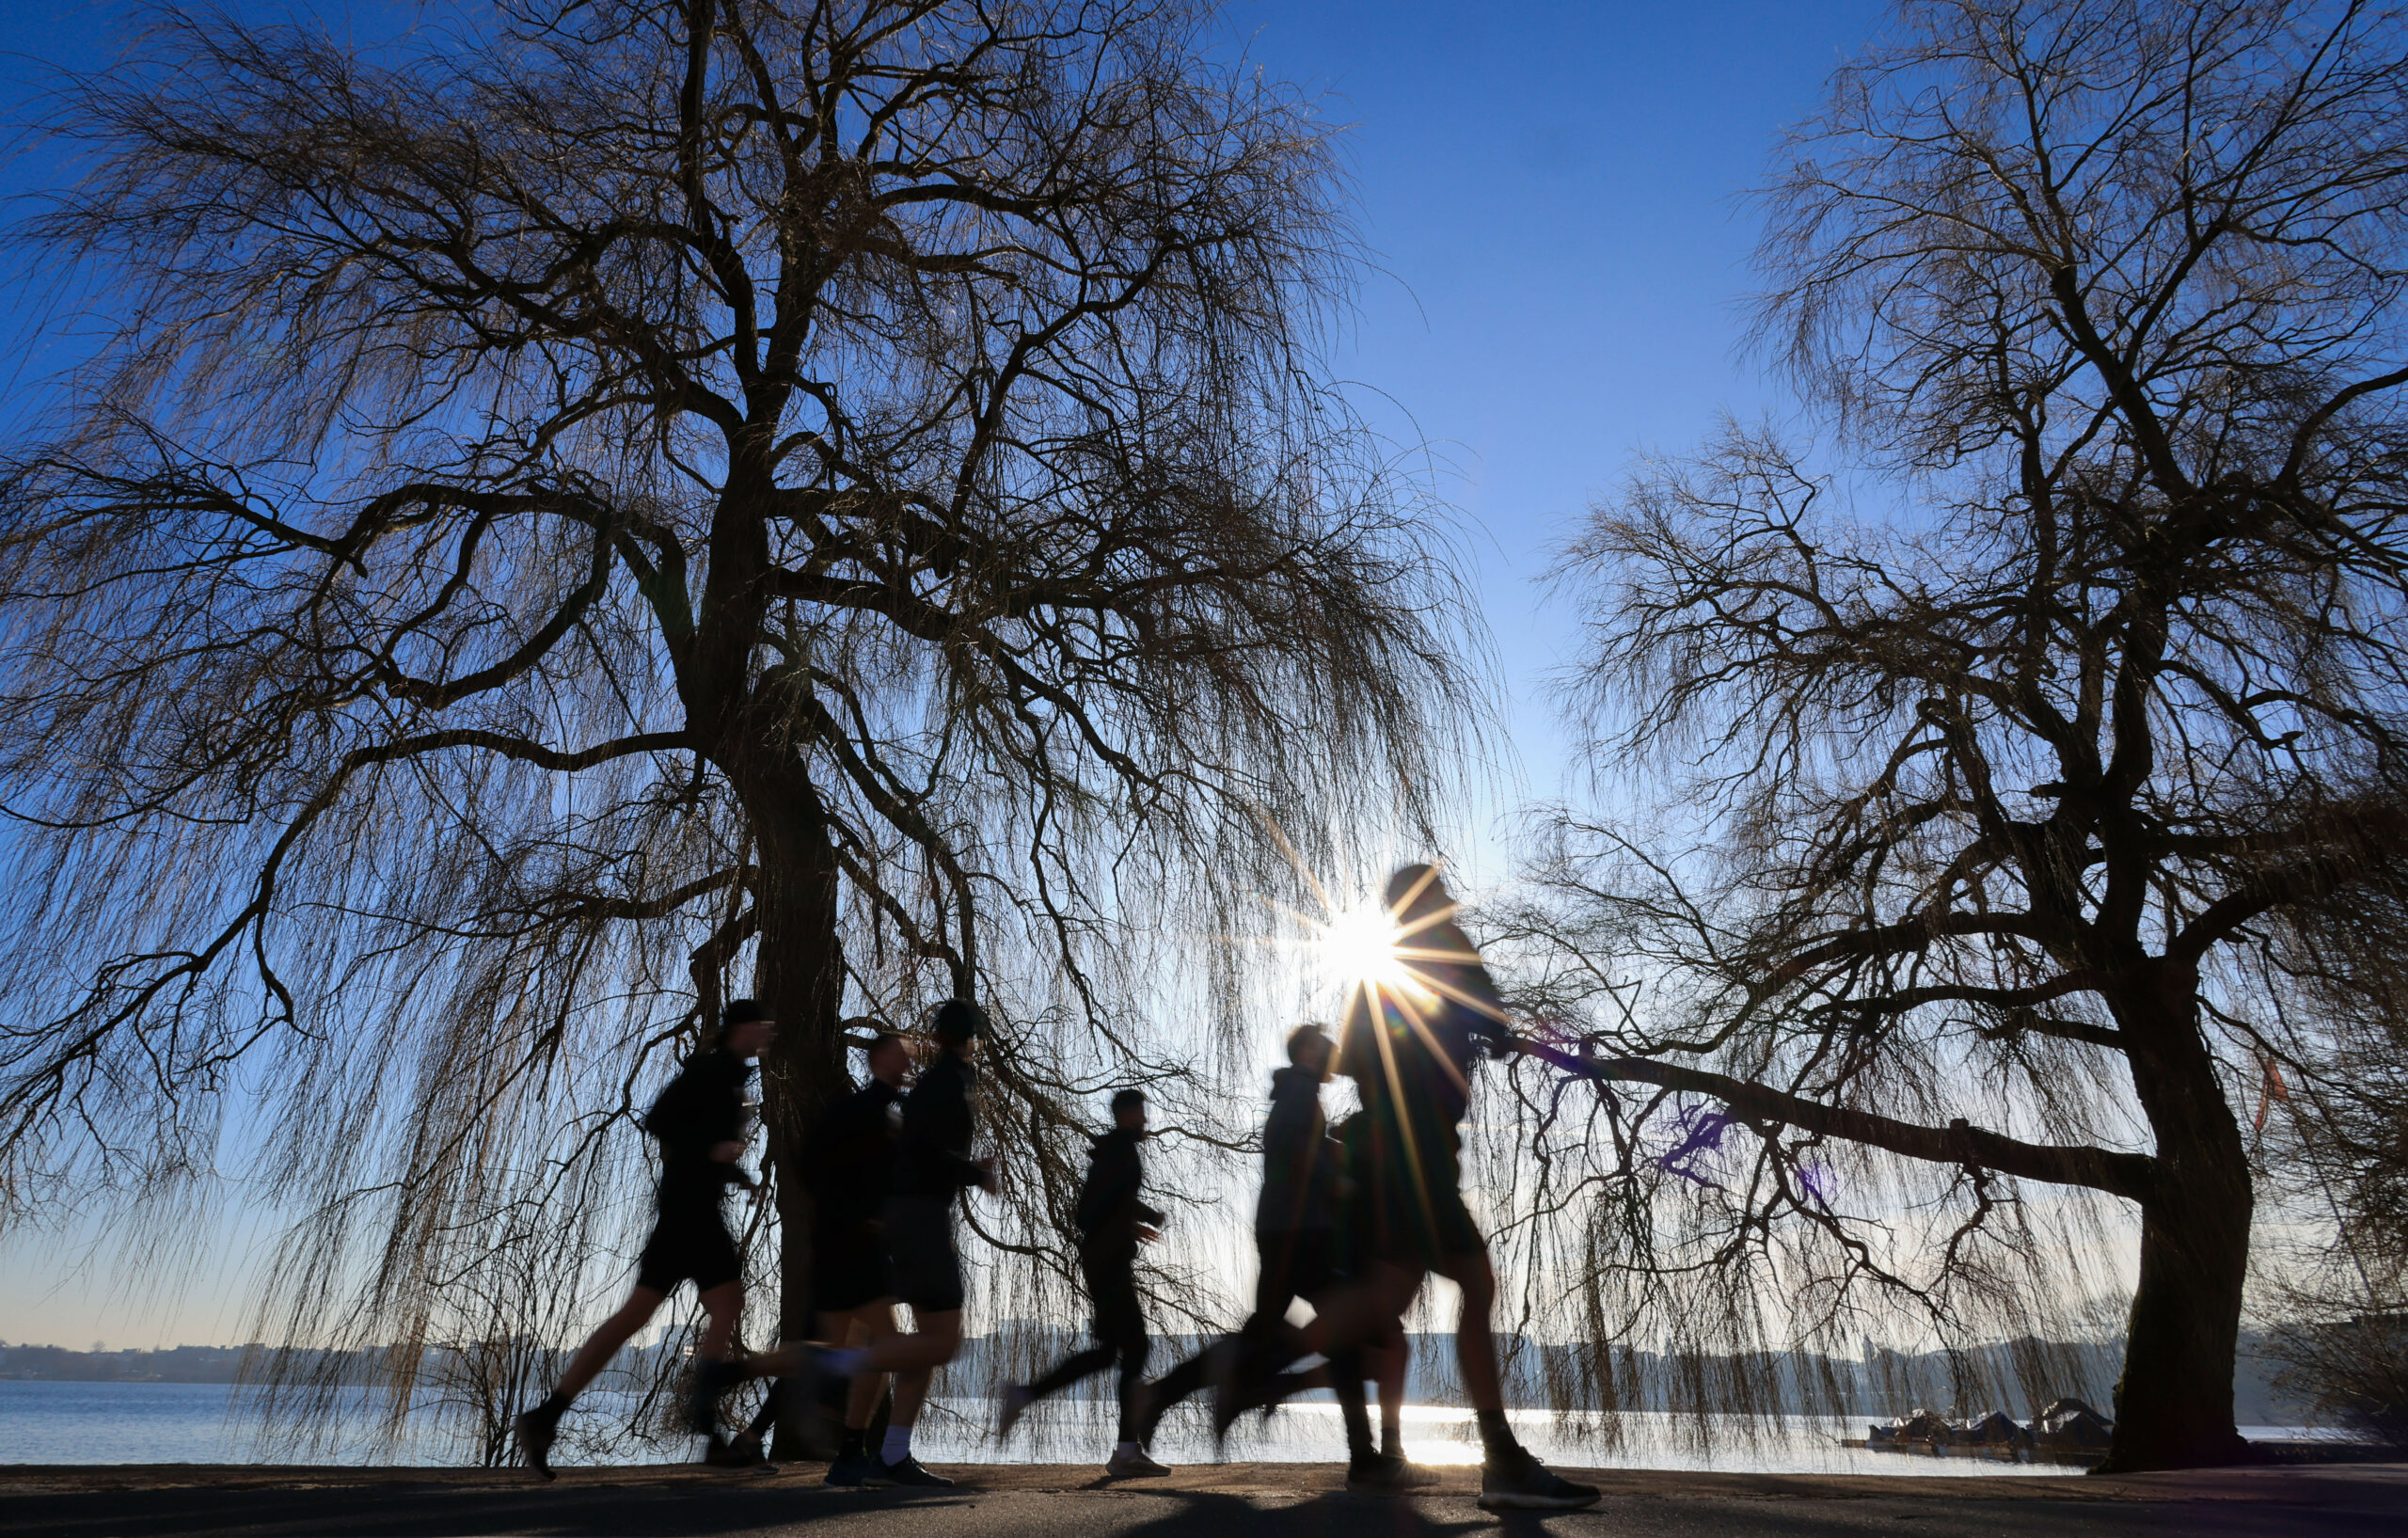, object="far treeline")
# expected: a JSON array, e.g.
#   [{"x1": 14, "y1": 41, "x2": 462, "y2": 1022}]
[{"x1": 0, "y1": 0, "x2": 2404, "y2": 1476}]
